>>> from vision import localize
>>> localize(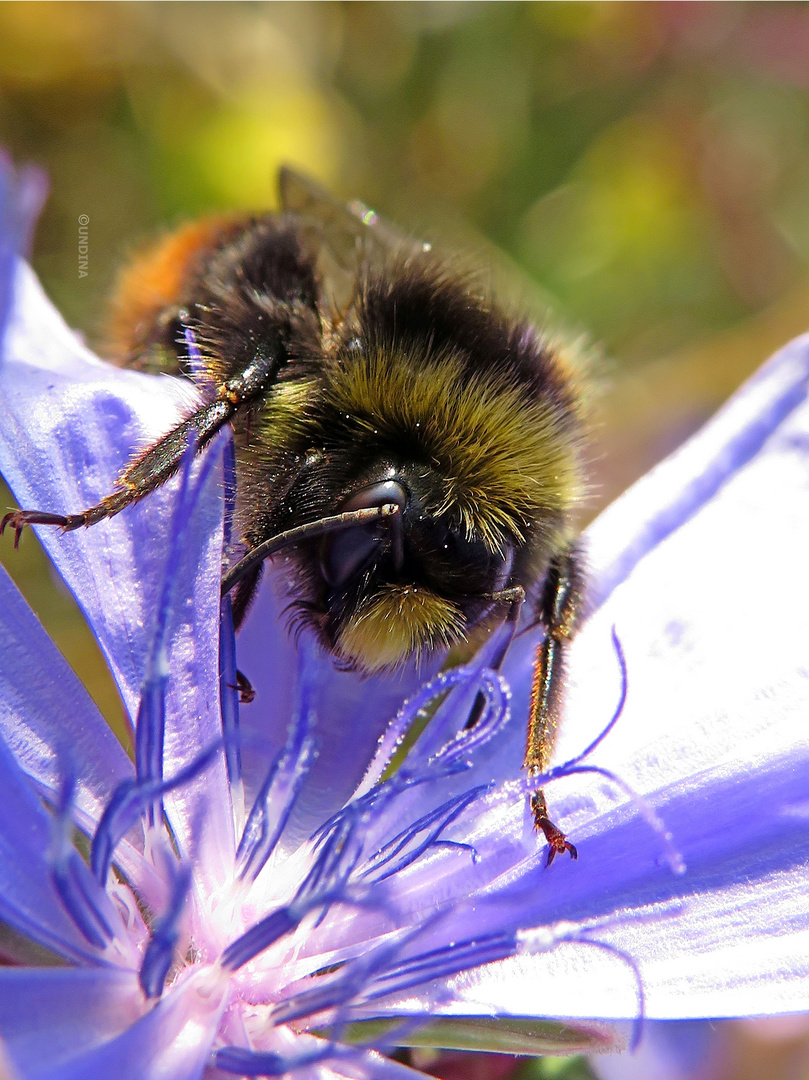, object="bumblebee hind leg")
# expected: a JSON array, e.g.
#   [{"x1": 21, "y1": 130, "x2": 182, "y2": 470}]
[{"x1": 525, "y1": 542, "x2": 585, "y2": 866}]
